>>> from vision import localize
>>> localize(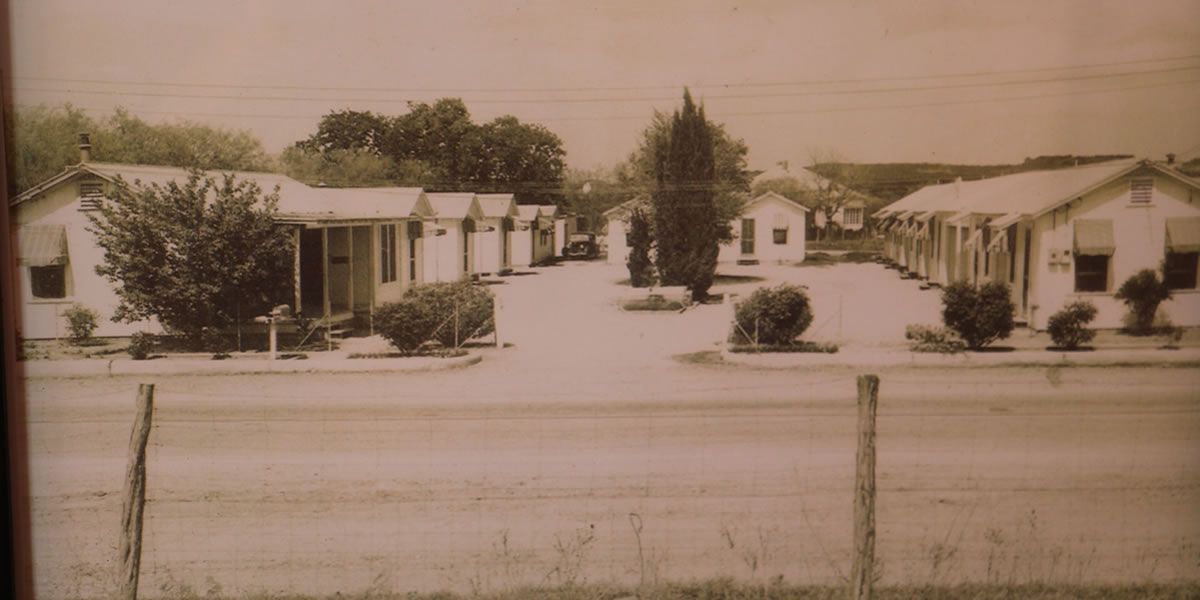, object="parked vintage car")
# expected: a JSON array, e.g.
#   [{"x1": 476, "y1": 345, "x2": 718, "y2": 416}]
[{"x1": 563, "y1": 232, "x2": 600, "y2": 260}]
